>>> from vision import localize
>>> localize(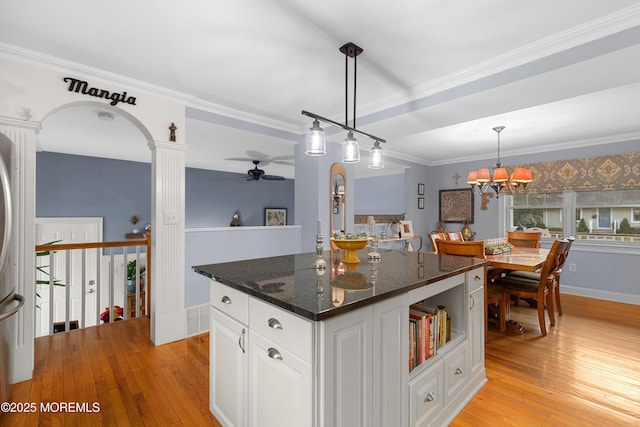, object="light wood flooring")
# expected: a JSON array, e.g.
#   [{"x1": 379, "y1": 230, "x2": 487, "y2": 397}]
[{"x1": 1, "y1": 294, "x2": 638, "y2": 426}]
